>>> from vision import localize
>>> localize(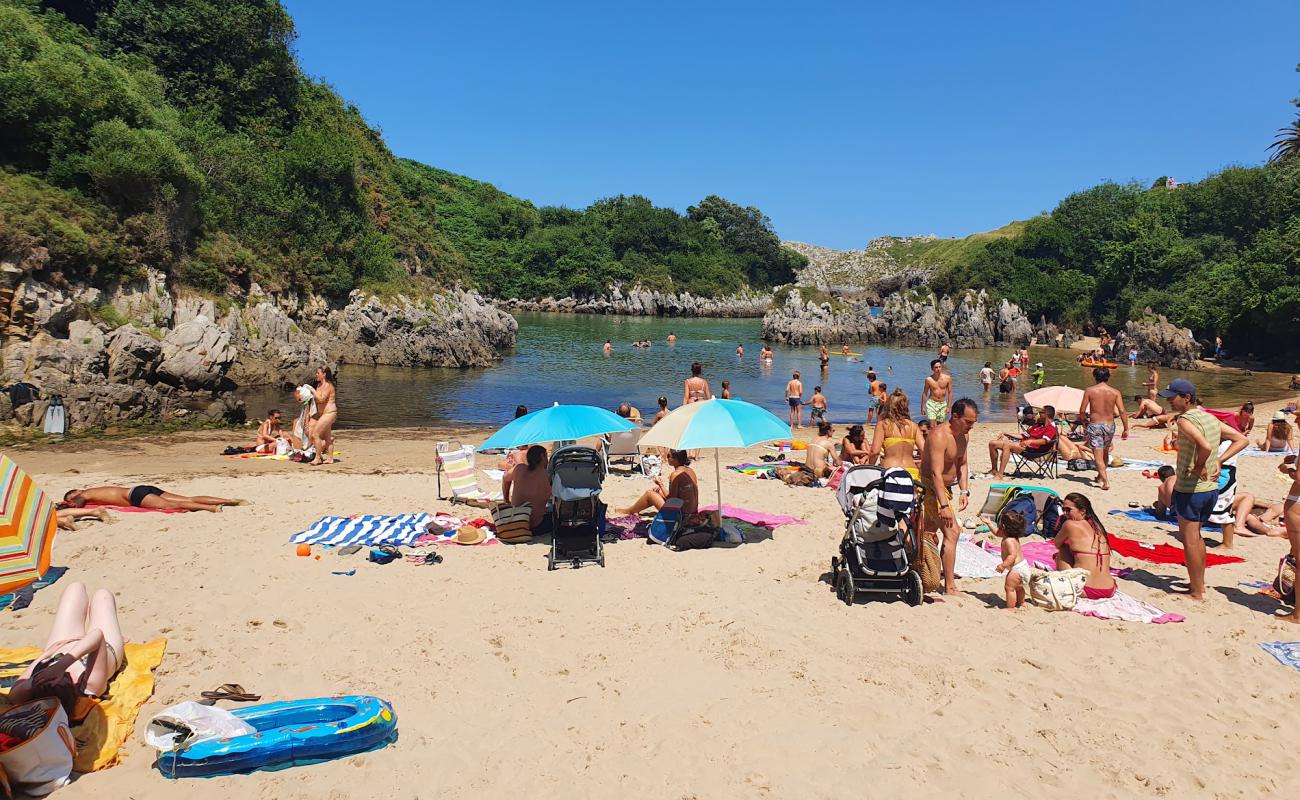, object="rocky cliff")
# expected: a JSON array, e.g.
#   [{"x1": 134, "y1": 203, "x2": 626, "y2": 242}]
[
  {"x1": 0, "y1": 251, "x2": 517, "y2": 432},
  {"x1": 760, "y1": 288, "x2": 1035, "y2": 348},
  {"x1": 782, "y1": 236, "x2": 935, "y2": 294},
  {"x1": 502, "y1": 285, "x2": 770, "y2": 317}
]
